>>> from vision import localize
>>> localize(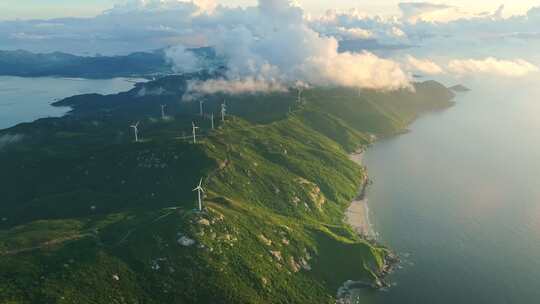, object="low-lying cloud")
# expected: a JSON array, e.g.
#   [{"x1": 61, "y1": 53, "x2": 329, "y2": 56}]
[
  {"x1": 405, "y1": 55, "x2": 444, "y2": 75},
  {"x1": 165, "y1": 45, "x2": 201, "y2": 73},
  {"x1": 186, "y1": 77, "x2": 288, "y2": 98},
  {"x1": 177, "y1": 0, "x2": 411, "y2": 96},
  {"x1": 399, "y1": 2, "x2": 470, "y2": 24},
  {"x1": 448, "y1": 57, "x2": 539, "y2": 77}
]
